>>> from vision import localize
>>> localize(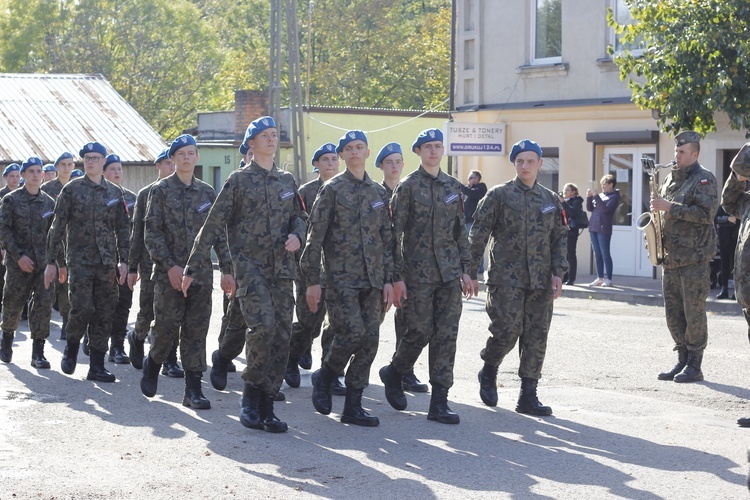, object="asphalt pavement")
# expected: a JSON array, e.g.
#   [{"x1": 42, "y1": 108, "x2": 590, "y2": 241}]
[{"x1": 1, "y1": 273, "x2": 749, "y2": 499}]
